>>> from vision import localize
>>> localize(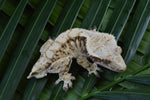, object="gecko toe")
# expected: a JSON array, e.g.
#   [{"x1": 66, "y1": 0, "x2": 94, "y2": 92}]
[
  {"x1": 63, "y1": 85, "x2": 68, "y2": 91},
  {"x1": 55, "y1": 78, "x2": 62, "y2": 85},
  {"x1": 71, "y1": 76, "x2": 76, "y2": 80},
  {"x1": 94, "y1": 71, "x2": 100, "y2": 78}
]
